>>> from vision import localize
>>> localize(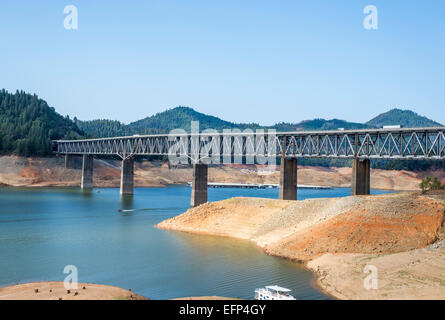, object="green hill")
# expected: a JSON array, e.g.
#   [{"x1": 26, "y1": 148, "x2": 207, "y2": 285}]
[
  {"x1": 78, "y1": 106, "x2": 442, "y2": 138},
  {"x1": 366, "y1": 108, "x2": 442, "y2": 128},
  {"x1": 127, "y1": 106, "x2": 261, "y2": 134},
  {"x1": 75, "y1": 119, "x2": 130, "y2": 138},
  {"x1": 273, "y1": 119, "x2": 370, "y2": 131},
  {"x1": 0, "y1": 90, "x2": 82, "y2": 156},
  {"x1": 79, "y1": 106, "x2": 370, "y2": 137}
]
